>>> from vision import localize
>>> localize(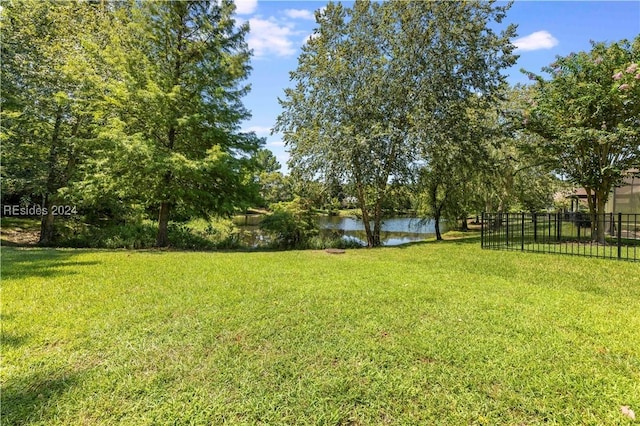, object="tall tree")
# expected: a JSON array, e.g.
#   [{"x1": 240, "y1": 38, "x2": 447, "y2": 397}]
[
  {"x1": 524, "y1": 38, "x2": 640, "y2": 242},
  {"x1": 394, "y1": 1, "x2": 517, "y2": 239},
  {"x1": 276, "y1": 1, "x2": 410, "y2": 247},
  {"x1": 276, "y1": 0, "x2": 516, "y2": 246},
  {"x1": 1, "y1": 0, "x2": 108, "y2": 244},
  {"x1": 102, "y1": 0, "x2": 261, "y2": 246}
]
